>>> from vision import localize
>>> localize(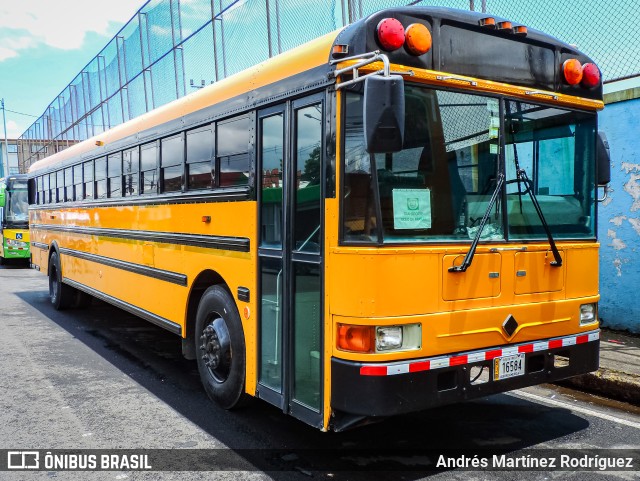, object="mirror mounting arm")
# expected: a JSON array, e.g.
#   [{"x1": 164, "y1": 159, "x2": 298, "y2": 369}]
[{"x1": 330, "y1": 51, "x2": 413, "y2": 90}]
